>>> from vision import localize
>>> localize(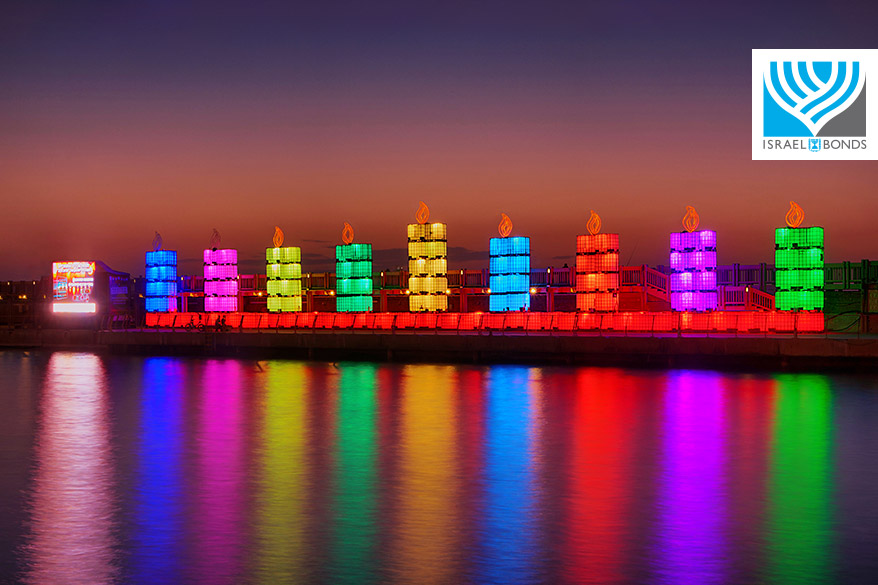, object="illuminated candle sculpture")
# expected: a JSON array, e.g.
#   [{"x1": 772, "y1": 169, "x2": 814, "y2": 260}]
[
  {"x1": 203, "y1": 228, "x2": 238, "y2": 312},
  {"x1": 336, "y1": 222, "x2": 373, "y2": 312},
  {"x1": 775, "y1": 201, "x2": 824, "y2": 310},
  {"x1": 145, "y1": 231, "x2": 177, "y2": 312},
  {"x1": 266, "y1": 226, "x2": 303, "y2": 312},
  {"x1": 670, "y1": 206, "x2": 717, "y2": 311},
  {"x1": 407, "y1": 201, "x2": 448, "y2": 312},
  {"x1": 489, "y1": 213, "x2": 530, "y2": 312},
  {"x1": 575, "y1": 210, "x2": 619, "y2": 311}
]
